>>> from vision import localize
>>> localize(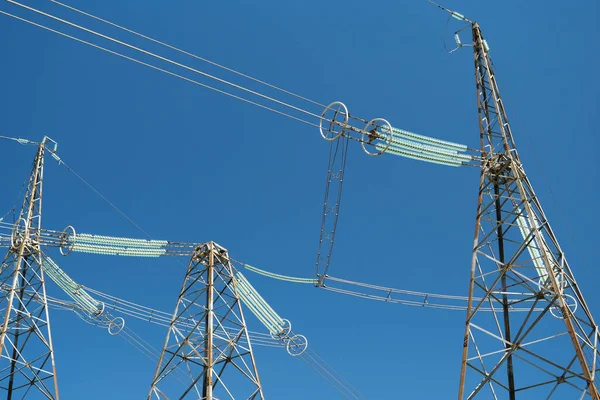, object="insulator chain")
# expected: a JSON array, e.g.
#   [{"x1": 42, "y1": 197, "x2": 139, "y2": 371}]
[
  {"x1": 235, "y1": 272, "x2": 308, "y2": 356},
  {"x1": 319, "y1": 100, "x2": 474, "y2": 166}
]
